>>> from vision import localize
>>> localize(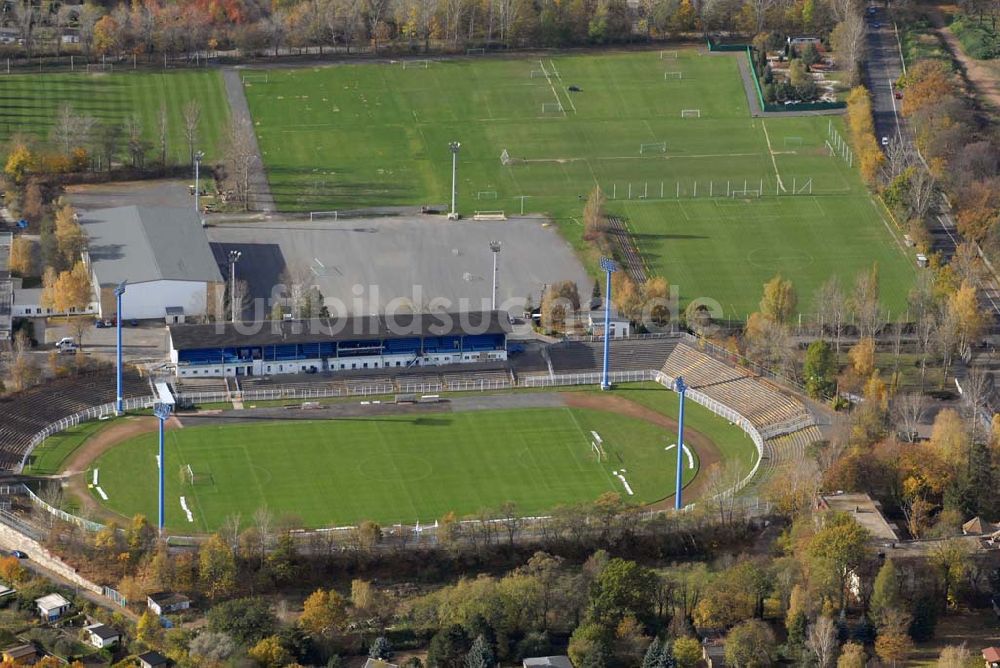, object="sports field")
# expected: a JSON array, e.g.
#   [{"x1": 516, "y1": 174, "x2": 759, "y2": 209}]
[
  {"x1": 87, "y1": 391, "x2": 752, "y2": 531},
  {"x1": 243, "y1": 51, "x2": 915, "y2": 316},
  {"x1": 0, "y1": 70, "x2": 229, "y2": 162}
]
